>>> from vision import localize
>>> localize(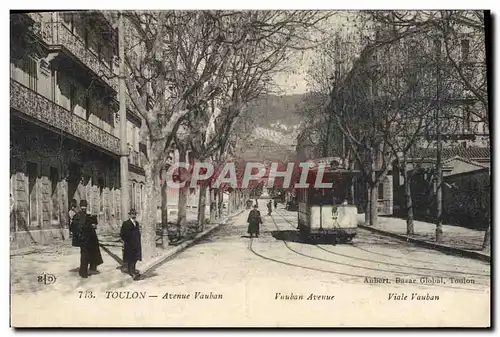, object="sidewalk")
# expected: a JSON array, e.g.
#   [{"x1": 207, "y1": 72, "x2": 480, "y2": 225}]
[
  {"x1": 356, "y1": 214, "x2": 490, "y2": 262},
  {"x1": 10, "y1": 208, "x2": 244, "y2": 296}
]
